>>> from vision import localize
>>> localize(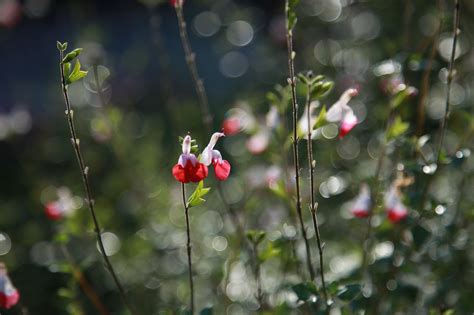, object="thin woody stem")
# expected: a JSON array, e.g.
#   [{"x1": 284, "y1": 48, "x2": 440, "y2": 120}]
[
  {"x1": 58, "y1": 50, "x2": 135, "y2": 315},
  {"x1": 174, "y1": 4, "x2": 212, "y2": 133},
  {"x1": 436, "y1": 0, "x2": 460, "y2": 164},
  {"x1": 181, "y1": 183, "x2": 195, "y2": 315},
  {"x1": 418, "y1": 0, "x2": 461, "y2": 221},
  {"x1": 305, "y1": 86, "x2": 328, "y2": 305},
  {"x1": 61, "y1": 245, "x2": 110, "y2": 315},
  {"x1": 286, "y1": 29, "x2": 315, "y2": 280},
  {"x1": 416, "y1": 0, "x2": 444, "y2": 136}
]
